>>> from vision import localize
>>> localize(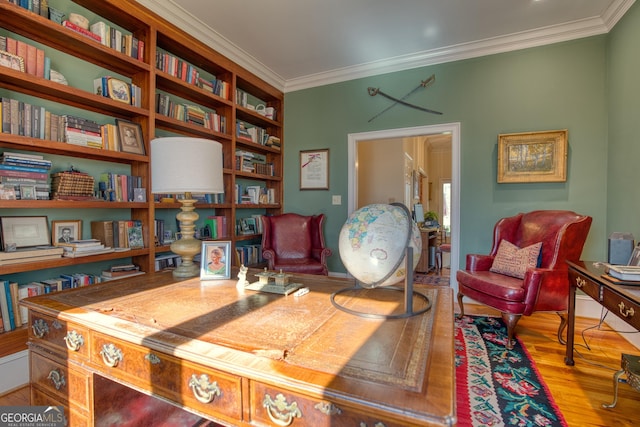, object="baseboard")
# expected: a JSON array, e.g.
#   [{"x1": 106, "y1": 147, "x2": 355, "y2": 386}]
[{"x1": 0, "y1": 350, "x2": 28, "y2": 394}]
